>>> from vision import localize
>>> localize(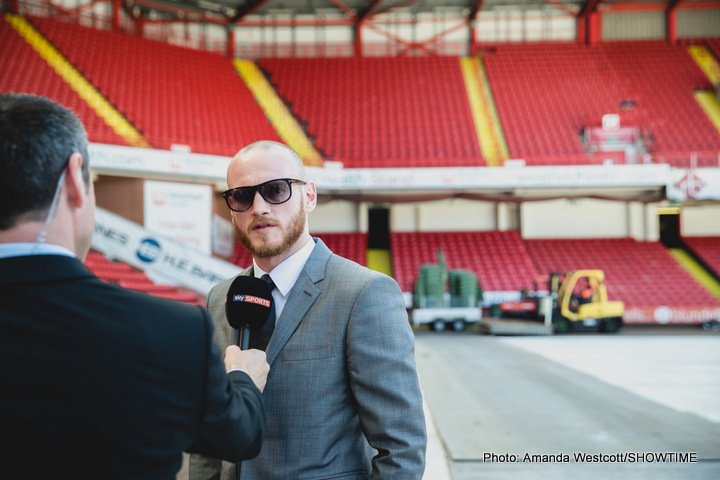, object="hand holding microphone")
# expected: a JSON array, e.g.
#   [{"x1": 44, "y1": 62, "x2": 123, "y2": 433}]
[
  {"x1": 224, "y1": 276, "x2": 275, "y2": 392},
  {"x1": 224, "y1": 346, "x2": 269, "y2": 392}
]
